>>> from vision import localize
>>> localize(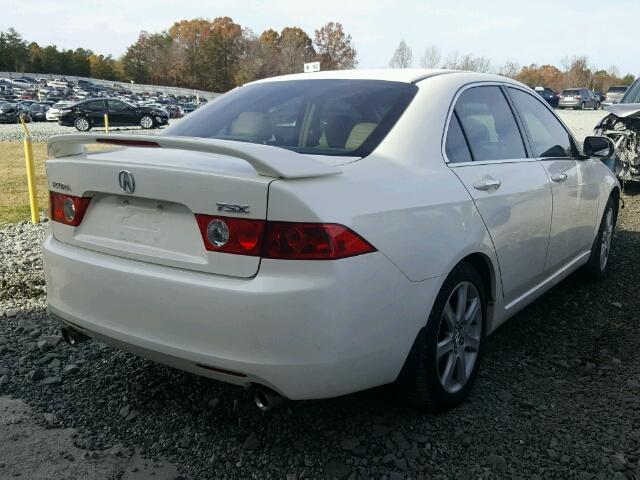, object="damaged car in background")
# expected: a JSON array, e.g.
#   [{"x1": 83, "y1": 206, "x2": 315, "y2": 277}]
[{"x1": 594, "y1": 78, "x2": 640, "y2": 180}]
